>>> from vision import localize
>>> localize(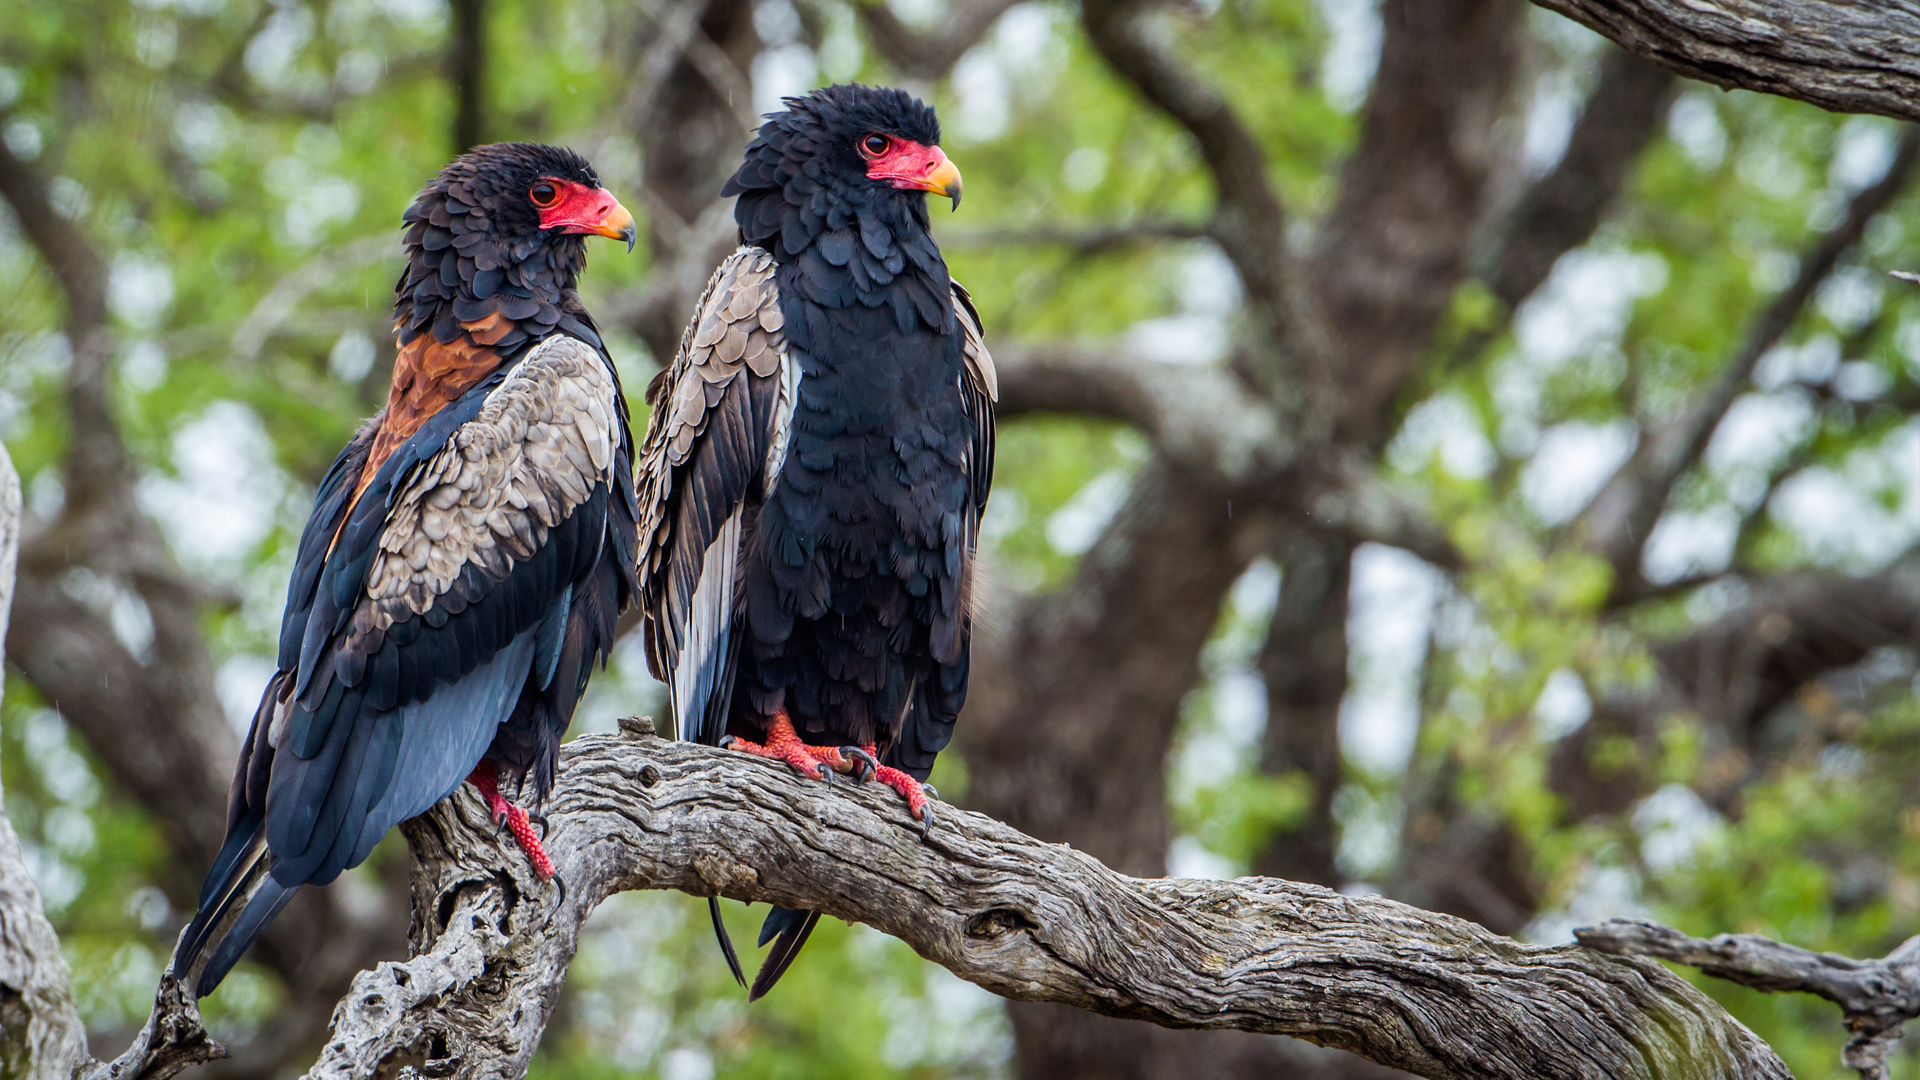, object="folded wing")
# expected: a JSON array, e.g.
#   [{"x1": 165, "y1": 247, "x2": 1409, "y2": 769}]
[{"x1": 637, "y1": 246, "x2": 795, "y2": 746}]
